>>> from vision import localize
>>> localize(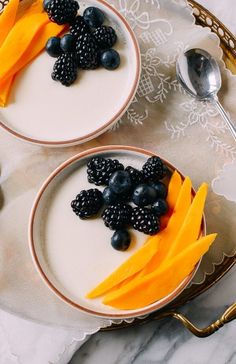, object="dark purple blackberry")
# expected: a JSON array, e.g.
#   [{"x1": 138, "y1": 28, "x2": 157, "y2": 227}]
[
  {"x1": 93, "y1": 26, "x2": 117, "y2": 49},
  {"x1": 87, "y1": 157, "x2": 124, "y2": 186},
  {"x1": 52, "y1": 52, "x2": 77, "y2": 86},
  {"x1": 69, "y1": 15, "x2": 91, "y2": 38},
  {"x1": 102, "y1": 203, "x2": 132, "y2": 230},
  {"x1": 71, "y1": 189, "x2": 103, "y2": 219},
  {"x1": 125, "y1": 166, "x2": 144, "y2": 186},
  {"x1": 142, "y1": 156, "x2": 166, "y2": 182},
  {"x1": 44, "y1": 0, "x2": 79, "y2": 25},
  {"x1": 76, "y1": 33, "x2": 99, "y2": 69},
  {"x1": 131, "y1": 207, "x2": 160, "y2": 235}
]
